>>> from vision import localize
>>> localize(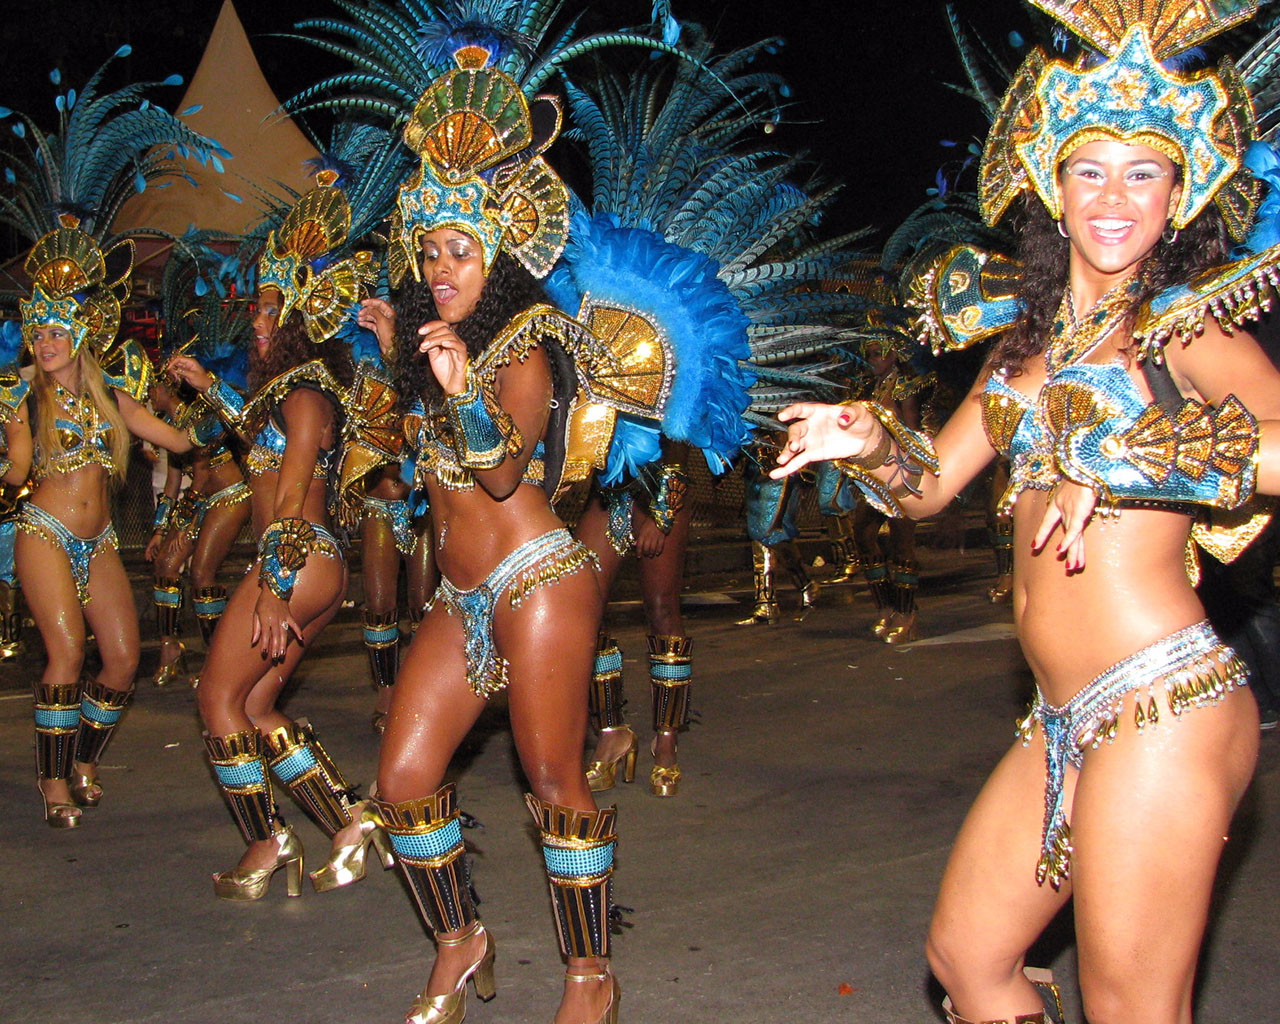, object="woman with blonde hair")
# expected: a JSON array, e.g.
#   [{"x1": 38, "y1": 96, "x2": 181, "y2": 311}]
[{"x1": 5, "y1": 227, "x2": 197, "y2": 828}]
